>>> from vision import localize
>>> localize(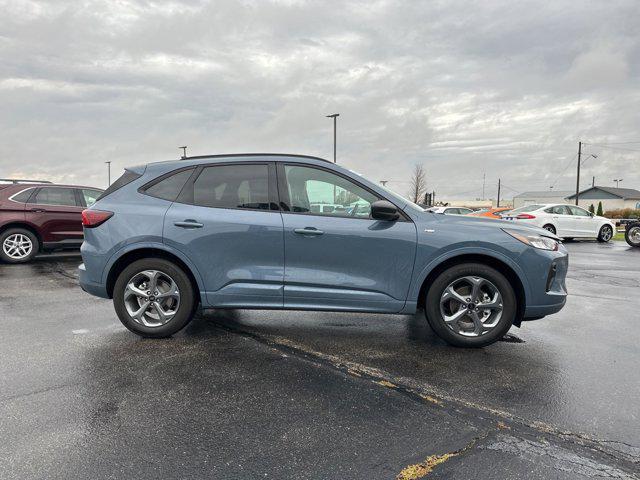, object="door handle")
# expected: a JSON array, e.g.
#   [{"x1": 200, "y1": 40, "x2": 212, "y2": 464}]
[
  {"x1": 30, "y1": 208, "x2": 46, "y2": 213},
  {"x1": 294, "y1": 227, "x2": 324, "y2": 236},
  {"x1": 174, "y1": 220, "x2": 203, "y2": 229}
]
